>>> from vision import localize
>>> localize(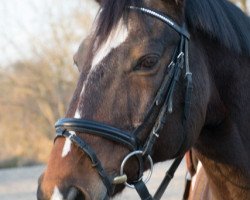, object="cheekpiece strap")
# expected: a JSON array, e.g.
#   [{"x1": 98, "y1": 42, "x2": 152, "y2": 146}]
[{"x1": 55, "y1": 128, "x2": 114, "y2": 195}]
